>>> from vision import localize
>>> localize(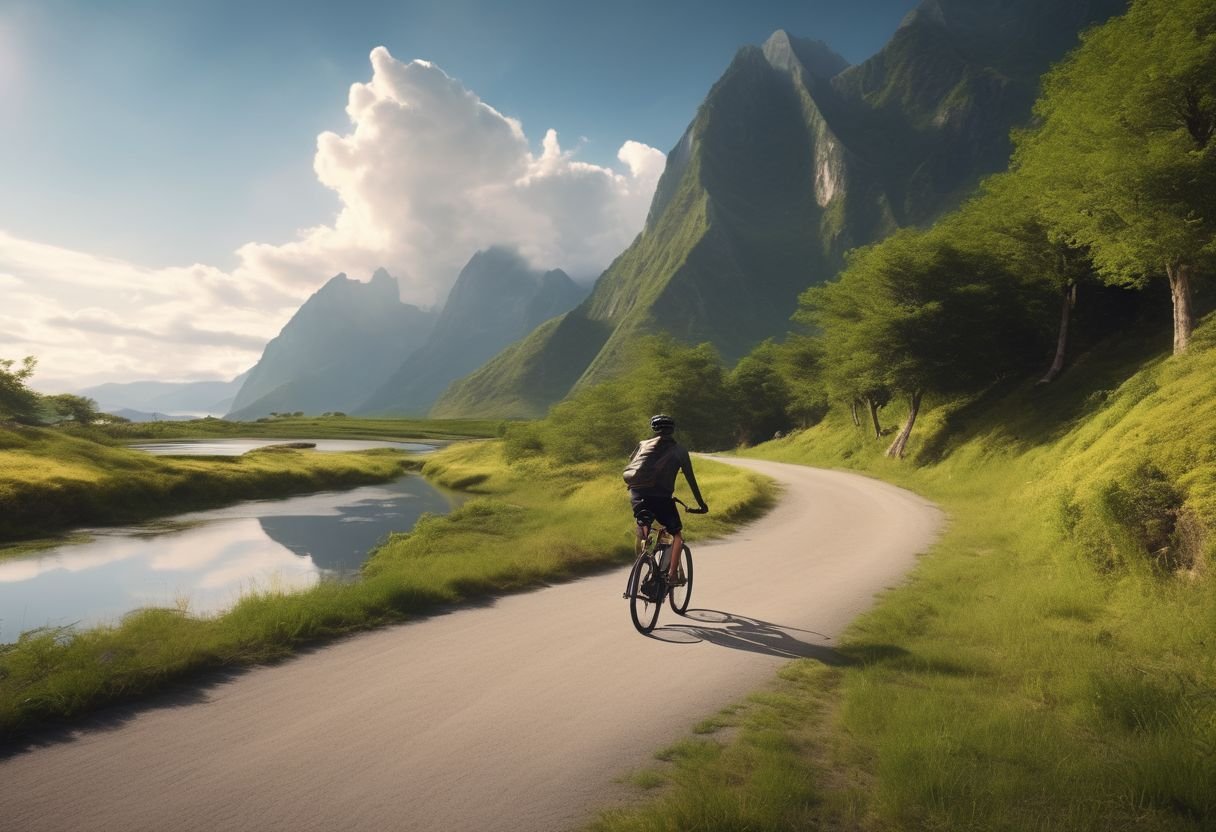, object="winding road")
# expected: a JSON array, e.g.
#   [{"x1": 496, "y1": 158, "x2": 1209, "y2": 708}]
[{"x1": 0, "y1": 457, "x2": 941, "y2": 832}]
